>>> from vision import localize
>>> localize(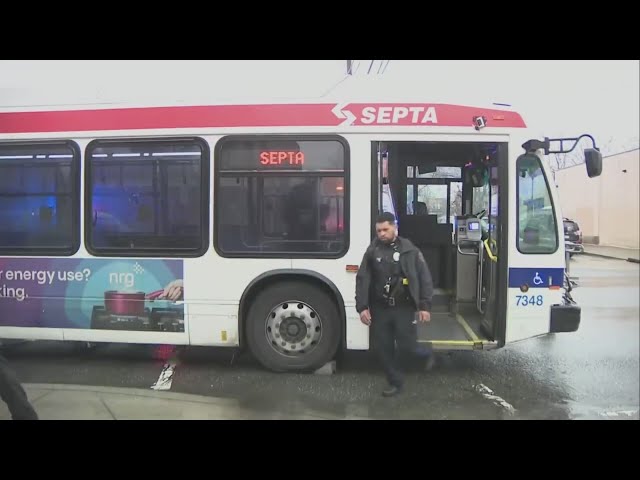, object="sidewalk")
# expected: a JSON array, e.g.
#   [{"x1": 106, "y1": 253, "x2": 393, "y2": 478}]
[
  {"x1": 0, "y1": 383, "x2": 366, "y2": 420},
  {"x1": 582, "y1": 244, "x2": 640, "y2": 262}
]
